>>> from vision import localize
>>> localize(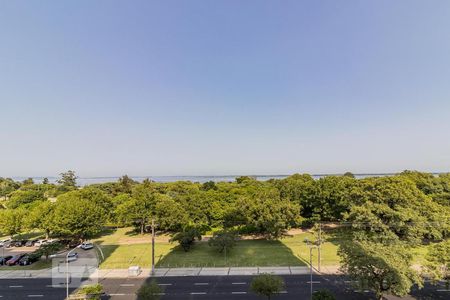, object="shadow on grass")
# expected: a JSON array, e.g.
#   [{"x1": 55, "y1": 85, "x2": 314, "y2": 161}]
[
  {"x1": 156, "y1": 239, "x2": 307, "y2": 268},
  {"x1": 94, "y1": 240, "x2": 119, "y2": 268}
]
